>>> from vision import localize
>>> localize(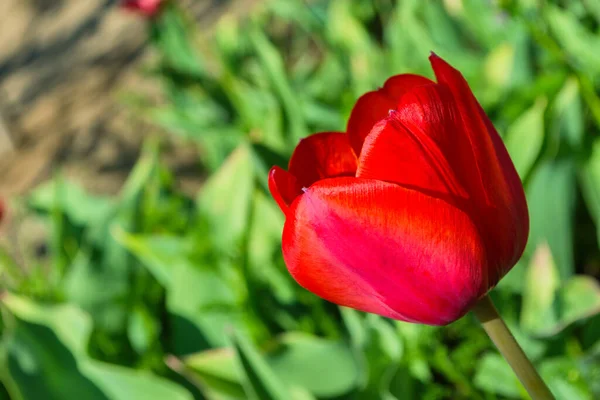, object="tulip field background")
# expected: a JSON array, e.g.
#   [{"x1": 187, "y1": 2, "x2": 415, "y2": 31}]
[{"x1": 2, "y1": 0, "x2": 600, "y2": 399}]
